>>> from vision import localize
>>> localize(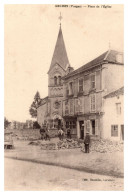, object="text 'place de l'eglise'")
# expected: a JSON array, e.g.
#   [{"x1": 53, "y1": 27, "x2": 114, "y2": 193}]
[{"x1": 37, "y1": 21, "x2": 124, "y2": 142}]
